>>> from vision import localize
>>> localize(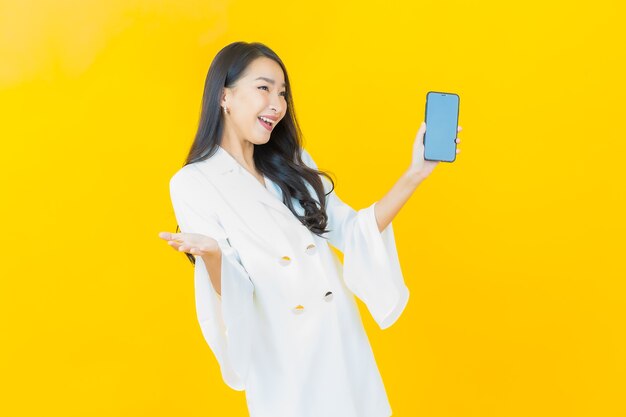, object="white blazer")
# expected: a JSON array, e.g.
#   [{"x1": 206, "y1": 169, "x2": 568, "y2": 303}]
[{"x1": 169, "y1": 145, "x2": 409, "y2": 417}]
